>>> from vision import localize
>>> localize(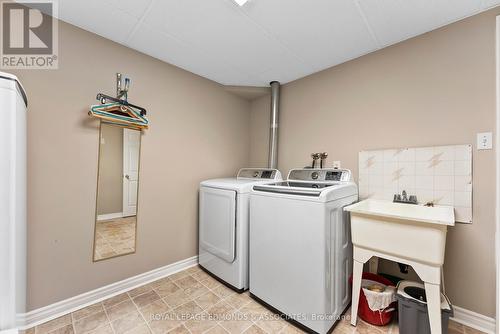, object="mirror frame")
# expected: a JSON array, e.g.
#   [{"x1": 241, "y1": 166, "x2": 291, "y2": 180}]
[{"x1": 92, "y1": 120, "x2": 142, "y2": 262}]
